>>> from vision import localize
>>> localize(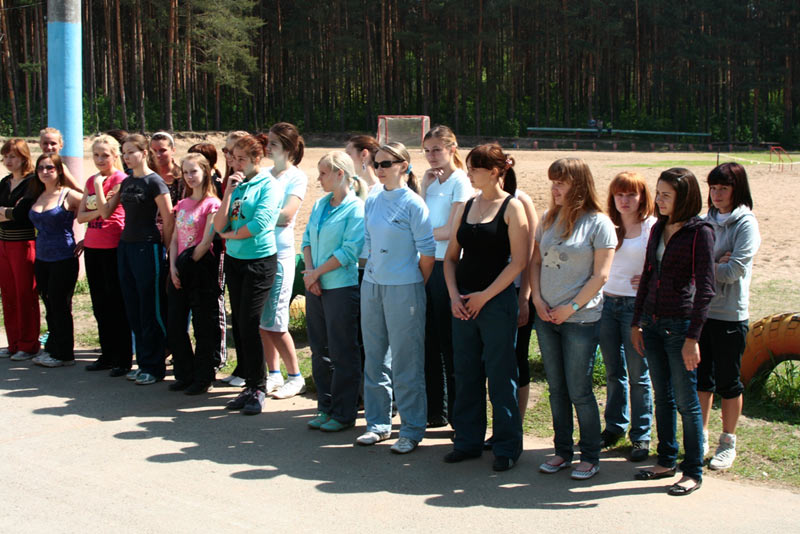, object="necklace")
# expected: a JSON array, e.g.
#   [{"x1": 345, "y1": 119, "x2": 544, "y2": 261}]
[{"x1": 473, "y1": 194, "x2": 495, "y2": 224}]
